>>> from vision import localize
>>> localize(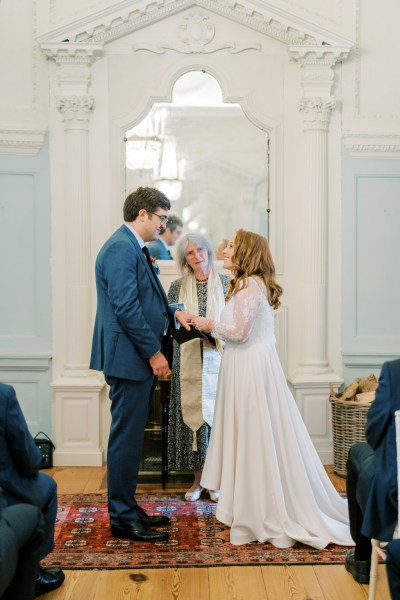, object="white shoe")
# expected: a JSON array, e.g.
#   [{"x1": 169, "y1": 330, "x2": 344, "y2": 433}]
[
  {"x1": 208, "y1": 490, "x2": 220, "y2": 502},
  {"x1": 185, "y1": 486, "x2": 204, "y2": 501}
]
